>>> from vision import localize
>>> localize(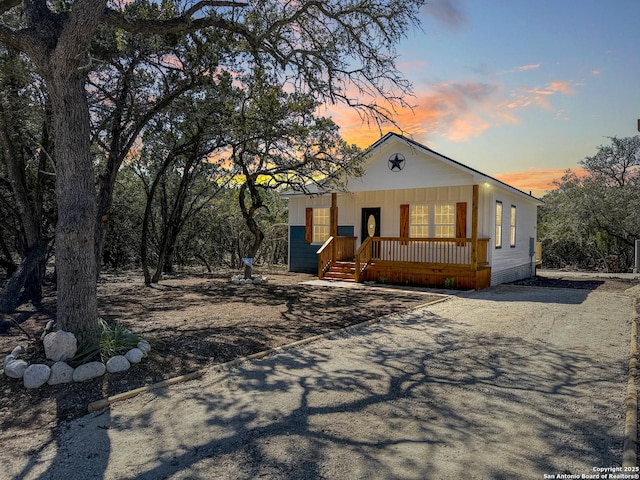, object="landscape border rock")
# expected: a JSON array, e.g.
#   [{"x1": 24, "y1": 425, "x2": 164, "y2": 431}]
[
  {"x1": 231, "y1": 274, "x2": 268, "y2": 285},
  {"x1": 72, "y1": 362, "x2": 107, "y2": 382},
  {"x1": 2, "y1": 334, "x2": 151, "y2": 390},
  {"x1": 106, "y1": 356, "x2": 130, "y2": 373},
  {"x1": 23, "y1": 364, "x2": 51, "y2": 389},
  {"x1": 43, "y1": 330, "x2": 77, "y2": 362},
  {"x1": 48, "y1": 362, "x2": 75, "y2": 385}
]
